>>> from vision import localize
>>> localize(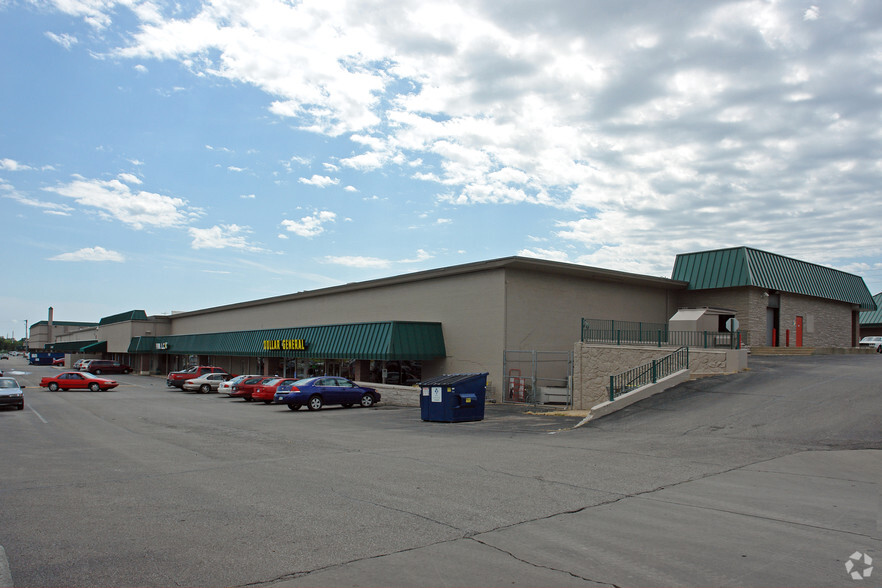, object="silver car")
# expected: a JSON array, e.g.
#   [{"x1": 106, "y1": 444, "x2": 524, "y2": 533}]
[
  {"x1": 181, "y1": 372, "x2": 230, "y2": 393},
  {"x1": 0, "y1": 377, "x2": 24, "y2": 410},
  {"x1": 858, "y1": 336, "x2": 882, "y2": 352}
]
